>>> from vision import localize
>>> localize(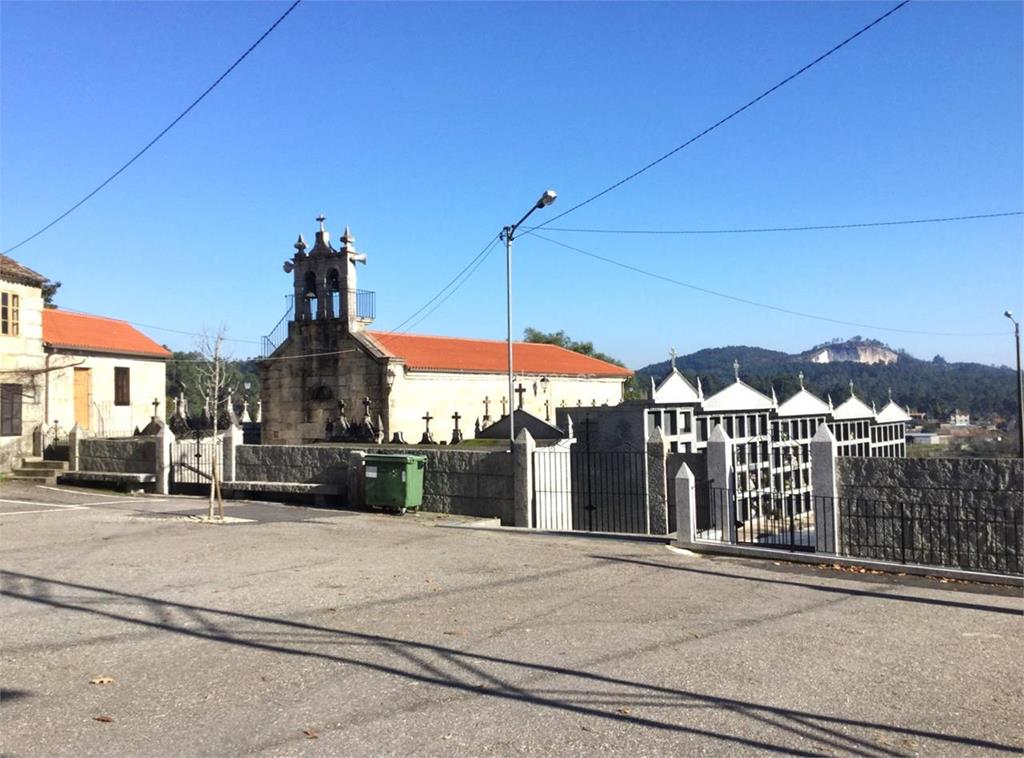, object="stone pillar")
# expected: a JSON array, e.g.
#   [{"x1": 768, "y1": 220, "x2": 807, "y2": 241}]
[
  {"x1": 810, "y1": 424, "x2": 839, "y2": 554},
  {"x1": 32, "y1": 424, "x2": 44, "y2": 457},
  {"x1": 68, "y1": 424, "x2": 83, "y2": 471},
  {"x1": 706, "y1": 425, "x2": 735, "y2": 542},
  {"x1": 671, "y1": 460, "x2": 697, "y2": 546},
  {"x1": 512, "y1": 428, "x2": 535, "y2": 528},
  {"x1": 154, "y1": 424, "x2": 175, "y2": 495},
  {"x1": 222, "y1": 423, "x2": 243, "y2": 483},
  {"x1": 646, "y1": 427, "x2": 669, "y2": 535}
]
